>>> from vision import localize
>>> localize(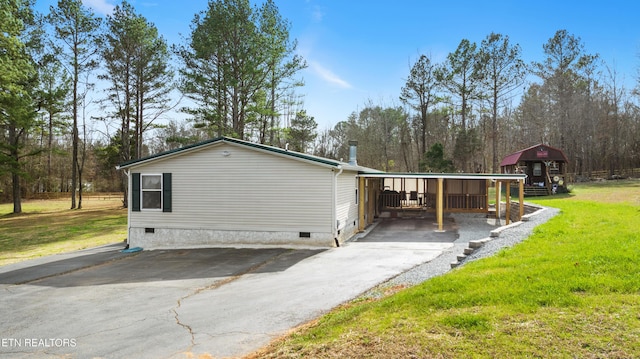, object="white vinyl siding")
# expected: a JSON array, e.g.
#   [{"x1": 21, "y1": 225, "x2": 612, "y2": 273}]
[
  {"x1": 335, "y1": 171, "x2": 359, "y2": 236},
  {"x1": 129, "y1": 143, "x2": 333, "y2": 233}
]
